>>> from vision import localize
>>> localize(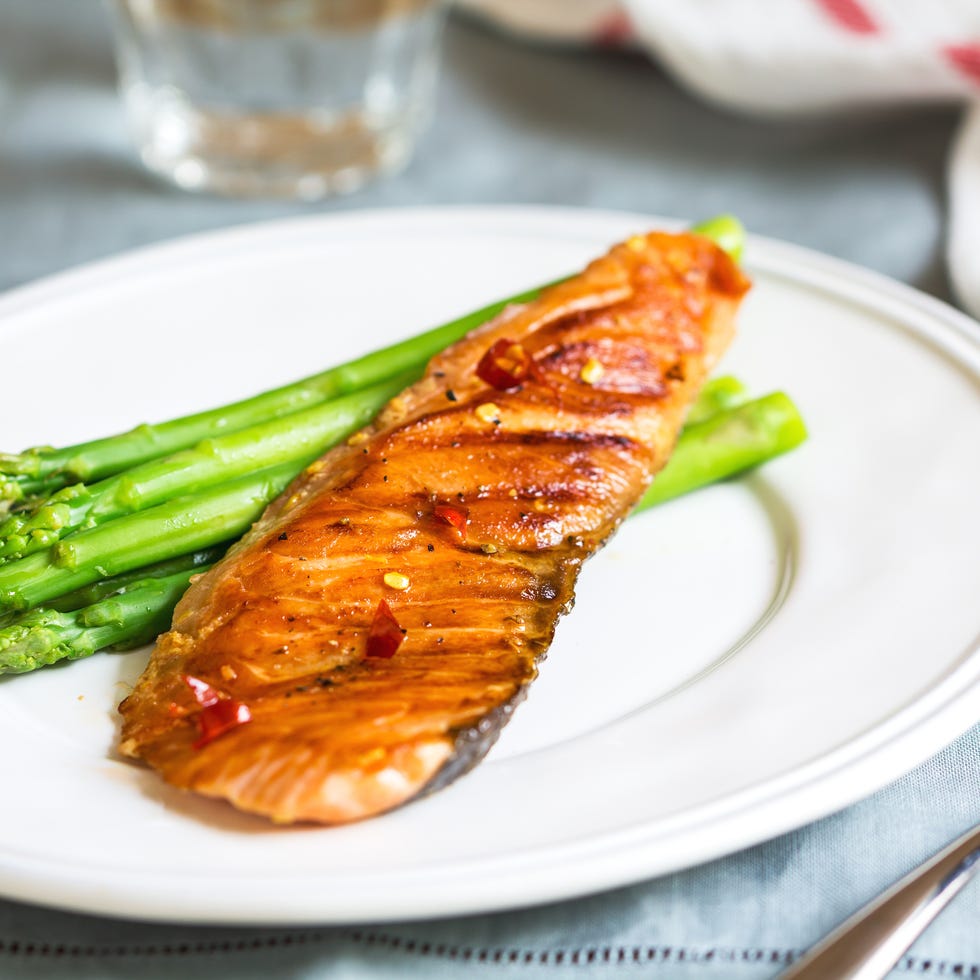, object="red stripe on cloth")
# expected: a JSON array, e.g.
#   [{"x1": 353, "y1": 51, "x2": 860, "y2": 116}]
[
  {"x1": 945, "y1": 43, "x2": 980, "y2": 85},
  {"x1": 814, "y1": 0, "x2": 879, "y2": 34},
  {"x1": 592, "y1": 10, "x2": 634, "y2": 47}
]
